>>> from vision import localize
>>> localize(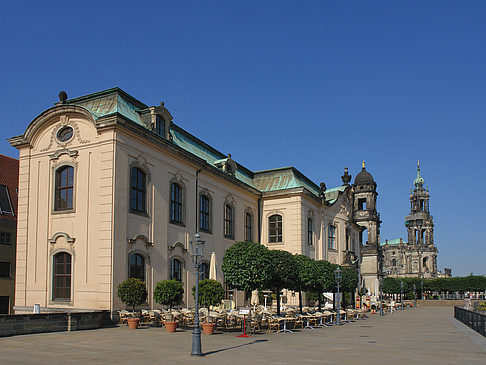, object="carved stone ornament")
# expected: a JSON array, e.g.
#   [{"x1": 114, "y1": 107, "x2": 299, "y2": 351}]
[
  {"x1": 41, "y1": 117, "x2": 90, "y2": 152},
  {"x1": 170, "y1": 170, "x2": 185, "y2": 185},
  {"x1": 224, "y1": 193, "x2": 235, "y2": 206},
  {"x1": 340, "y1": 204, "x2": 350, "y2": 217},
  {"x1": 136, "y1": 154, "x2": 148, "y2": 168}
]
